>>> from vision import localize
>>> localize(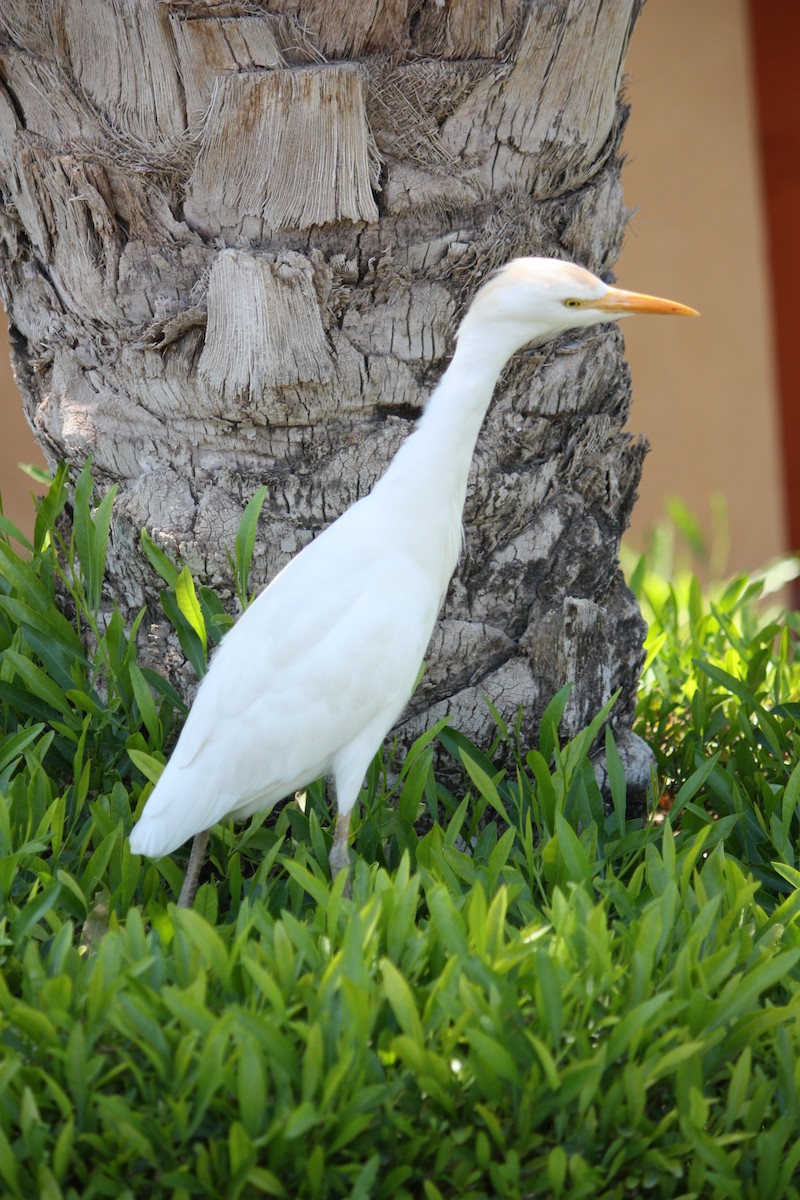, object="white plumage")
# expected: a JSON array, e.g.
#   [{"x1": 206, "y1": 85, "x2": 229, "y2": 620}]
[{"x1": 129, "y1": 257, "x2": 696, "y2": 903}]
